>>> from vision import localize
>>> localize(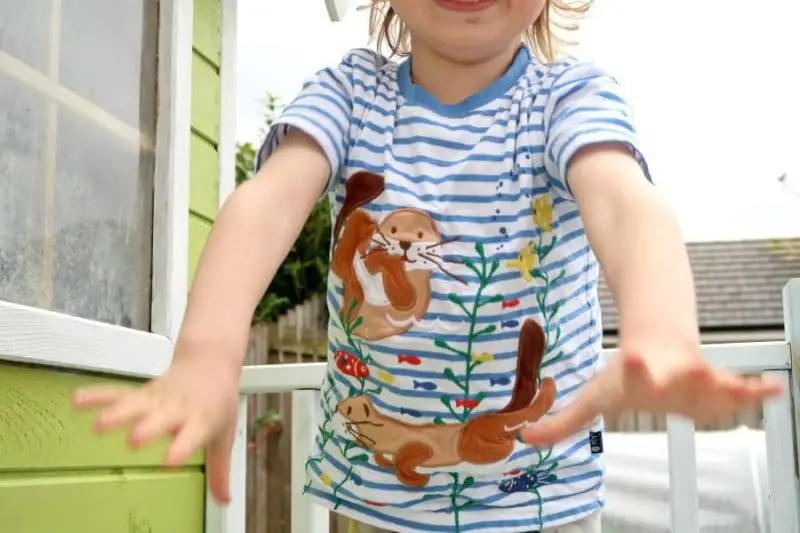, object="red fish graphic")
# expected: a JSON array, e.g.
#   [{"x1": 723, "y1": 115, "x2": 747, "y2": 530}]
[
  {"x1": 335, "y1": 349, "x2": 369, "y2": 378},
  {"x1": 455, "y1": 398, "x2": 480, "y2": 409},
  {"x1": 397, "y1": 354, "x2": 422, "y2": 366}
]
